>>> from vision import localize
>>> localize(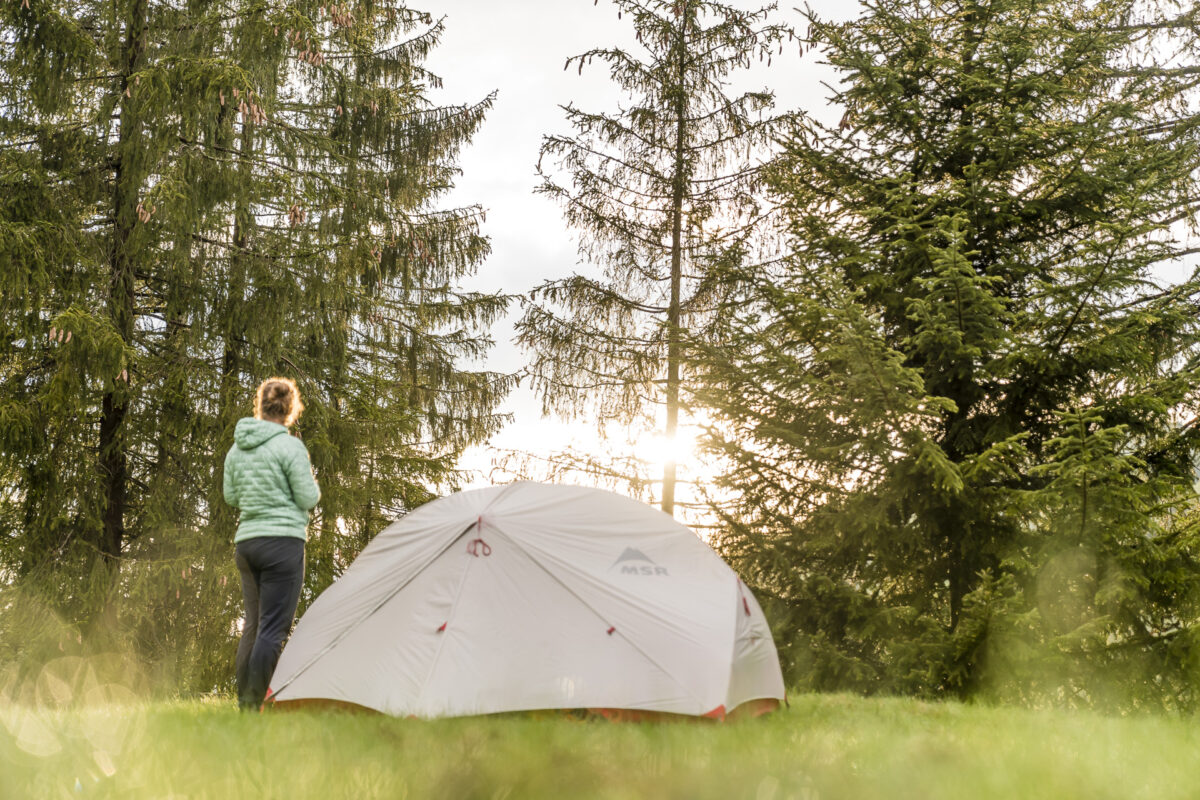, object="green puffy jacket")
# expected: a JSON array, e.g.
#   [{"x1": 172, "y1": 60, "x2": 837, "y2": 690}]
[{"x1": 222, "y1": 417, "x2": 321, "y2": 543}]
